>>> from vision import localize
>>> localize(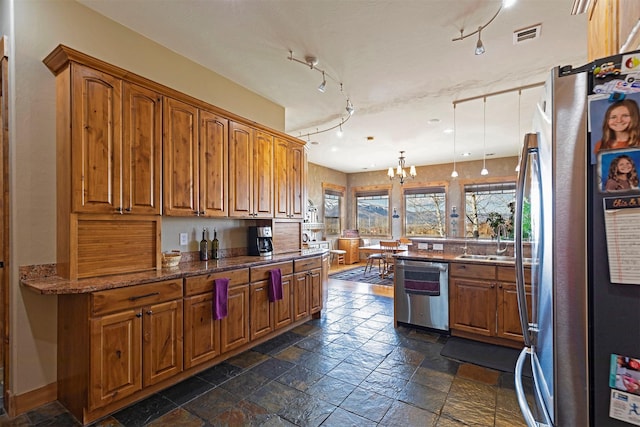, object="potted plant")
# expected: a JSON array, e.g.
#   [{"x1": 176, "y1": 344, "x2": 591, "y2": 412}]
[{"x1": 486, "y1": 212, "x2": 506, "y2": 239}]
